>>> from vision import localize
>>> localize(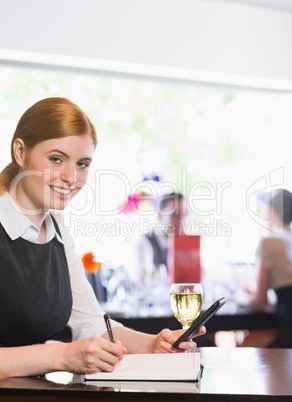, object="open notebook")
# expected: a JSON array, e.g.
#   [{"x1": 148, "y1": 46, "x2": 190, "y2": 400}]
[{"x1": 85, "y1": 352, "x2": 202, "y2": 382}]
